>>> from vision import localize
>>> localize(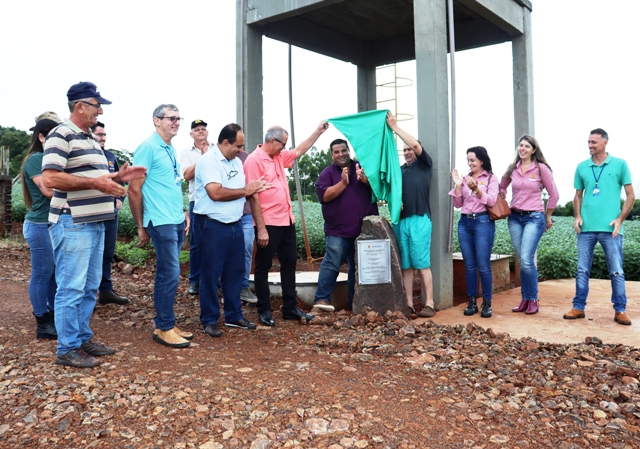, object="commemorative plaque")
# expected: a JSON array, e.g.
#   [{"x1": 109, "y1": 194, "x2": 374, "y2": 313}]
[{"x1": 357, "y1": 239, "x2": 391, "y2": 285}]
